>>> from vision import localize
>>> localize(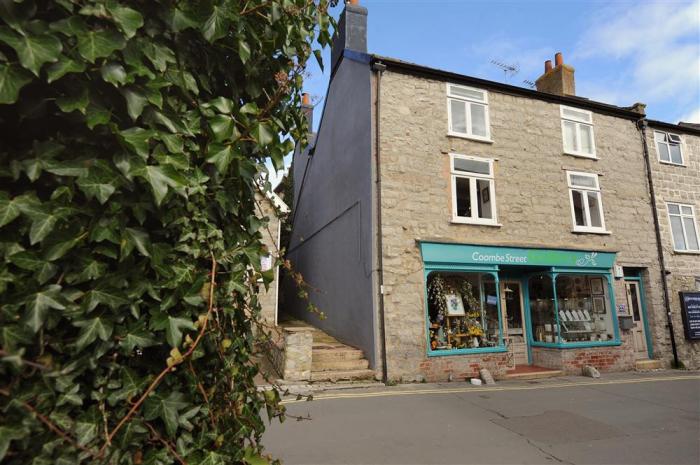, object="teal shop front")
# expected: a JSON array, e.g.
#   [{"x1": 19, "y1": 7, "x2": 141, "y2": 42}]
[{"x1": 419, "y1": 242, "x2": 622, "y2": 372}]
